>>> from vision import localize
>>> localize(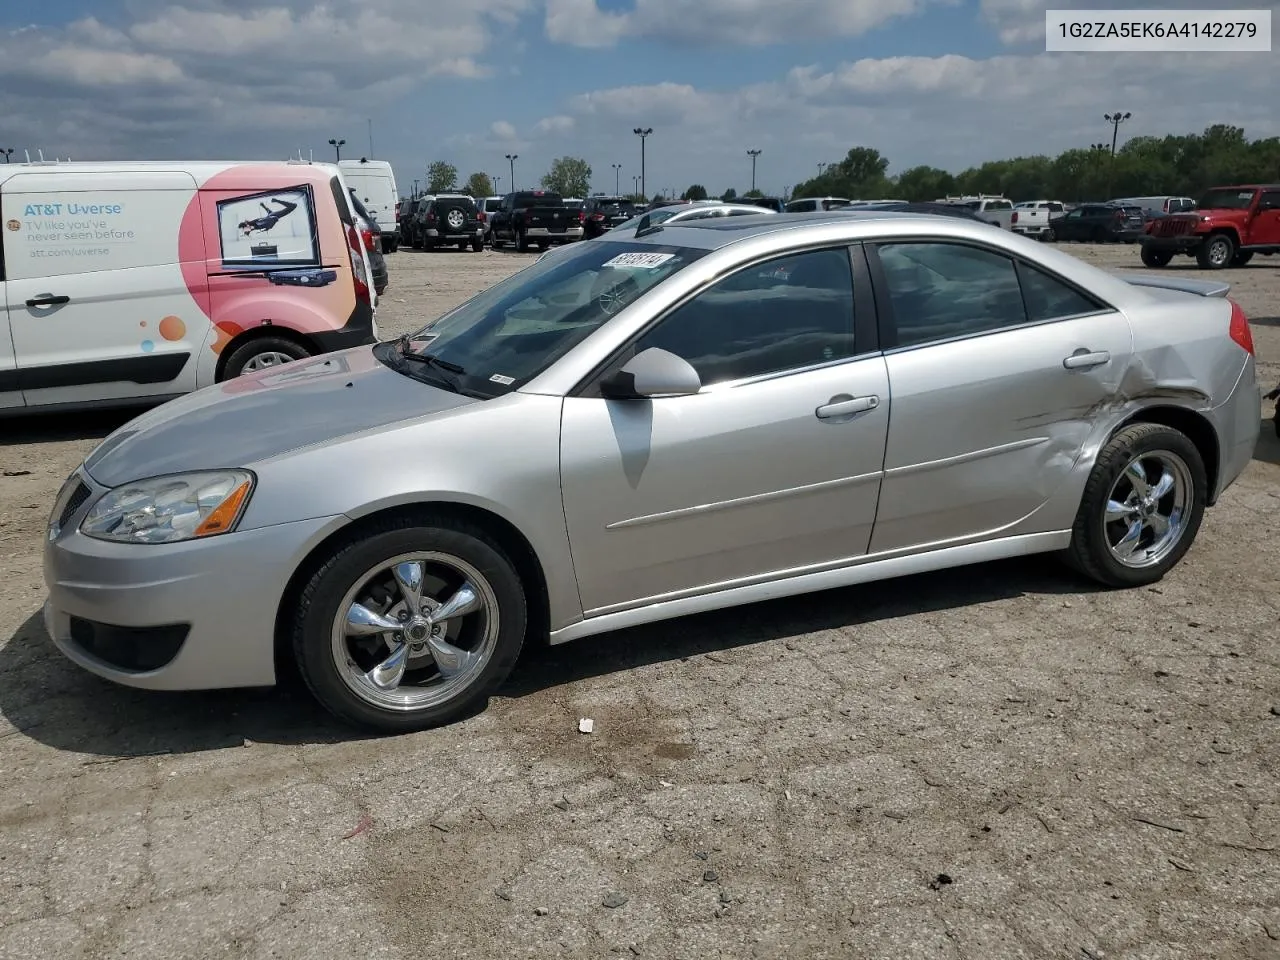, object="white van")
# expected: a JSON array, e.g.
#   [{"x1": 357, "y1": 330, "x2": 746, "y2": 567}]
[
  {"x1": 0, "y1": 159, "x2": 379, "y2": 417},
  {"x1": 338, "y1": 159, "x2": 399, "y2": 253}
]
